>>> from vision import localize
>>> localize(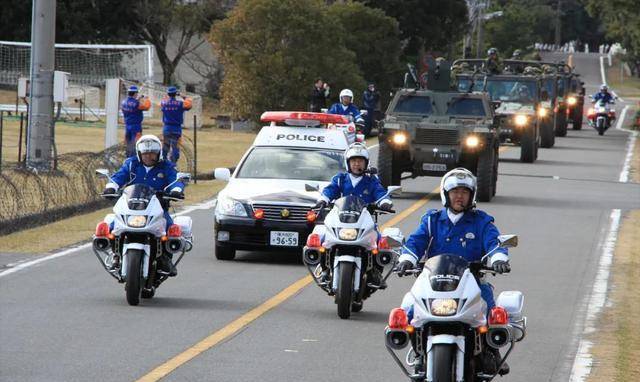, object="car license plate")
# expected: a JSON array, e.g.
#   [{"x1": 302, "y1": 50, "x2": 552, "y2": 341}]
[
  {"x1": 270, "y1": 231, "x2": 299, "y2": 246},
  {"x1": 423, "y1": 163, "x2": 447, "y2": 171}
]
